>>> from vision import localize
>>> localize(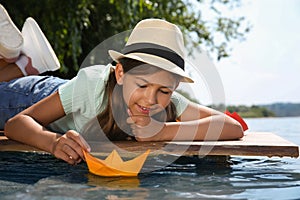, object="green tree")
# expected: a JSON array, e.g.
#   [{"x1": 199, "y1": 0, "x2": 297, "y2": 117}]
[
  {"x1": 1, "y1": 0, "x2": 250, "y2": 78},
  {"x1": 225, "y1": 105, "x2": 275, "y2": 118}
]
